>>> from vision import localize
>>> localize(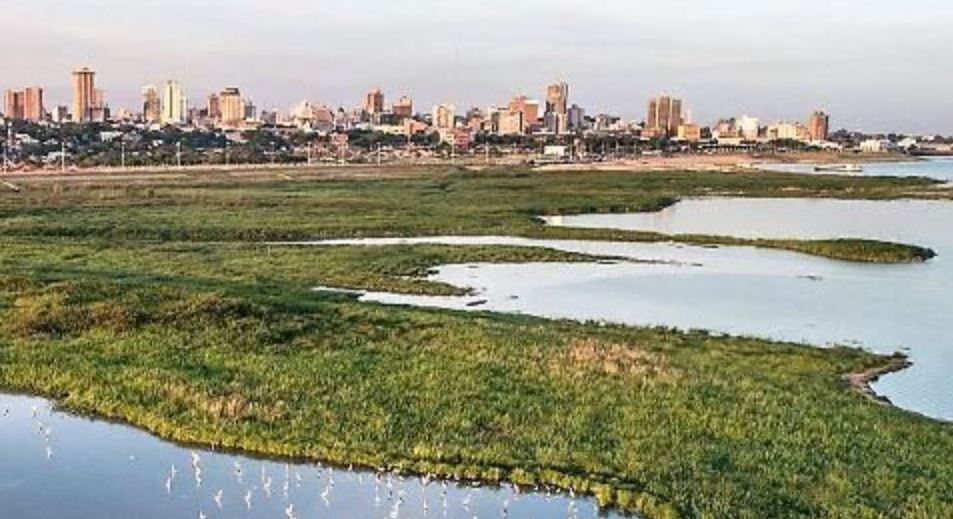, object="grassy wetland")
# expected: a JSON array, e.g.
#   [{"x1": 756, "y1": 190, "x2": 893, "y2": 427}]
[{"x1": 1, "y1": 167, "x2": 952, "y2": 518}]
